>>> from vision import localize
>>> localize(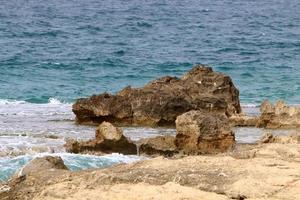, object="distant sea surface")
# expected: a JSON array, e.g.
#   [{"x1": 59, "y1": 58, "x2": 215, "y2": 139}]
[
  {"x1": 0, "y1": 0, "x2": 300, "y2": 182},
  {"x1": 1, "y1": 0, "x2": 300, "y2": 104}
]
